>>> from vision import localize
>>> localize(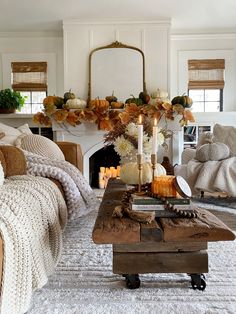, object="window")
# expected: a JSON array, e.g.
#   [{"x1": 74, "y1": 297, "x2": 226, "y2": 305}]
[
  {"x1": 188, "y1": 59, "x2": 224, "y2": 112},
  {"x1": 189, "y1": 89, "x2": 222, "y2": 112},
  {"x1": 18, "y1": 91, "x2": 46, "y2": 114},
  {"x1": 11, "y1": 62, "x2": 47, "y2": 114}
]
